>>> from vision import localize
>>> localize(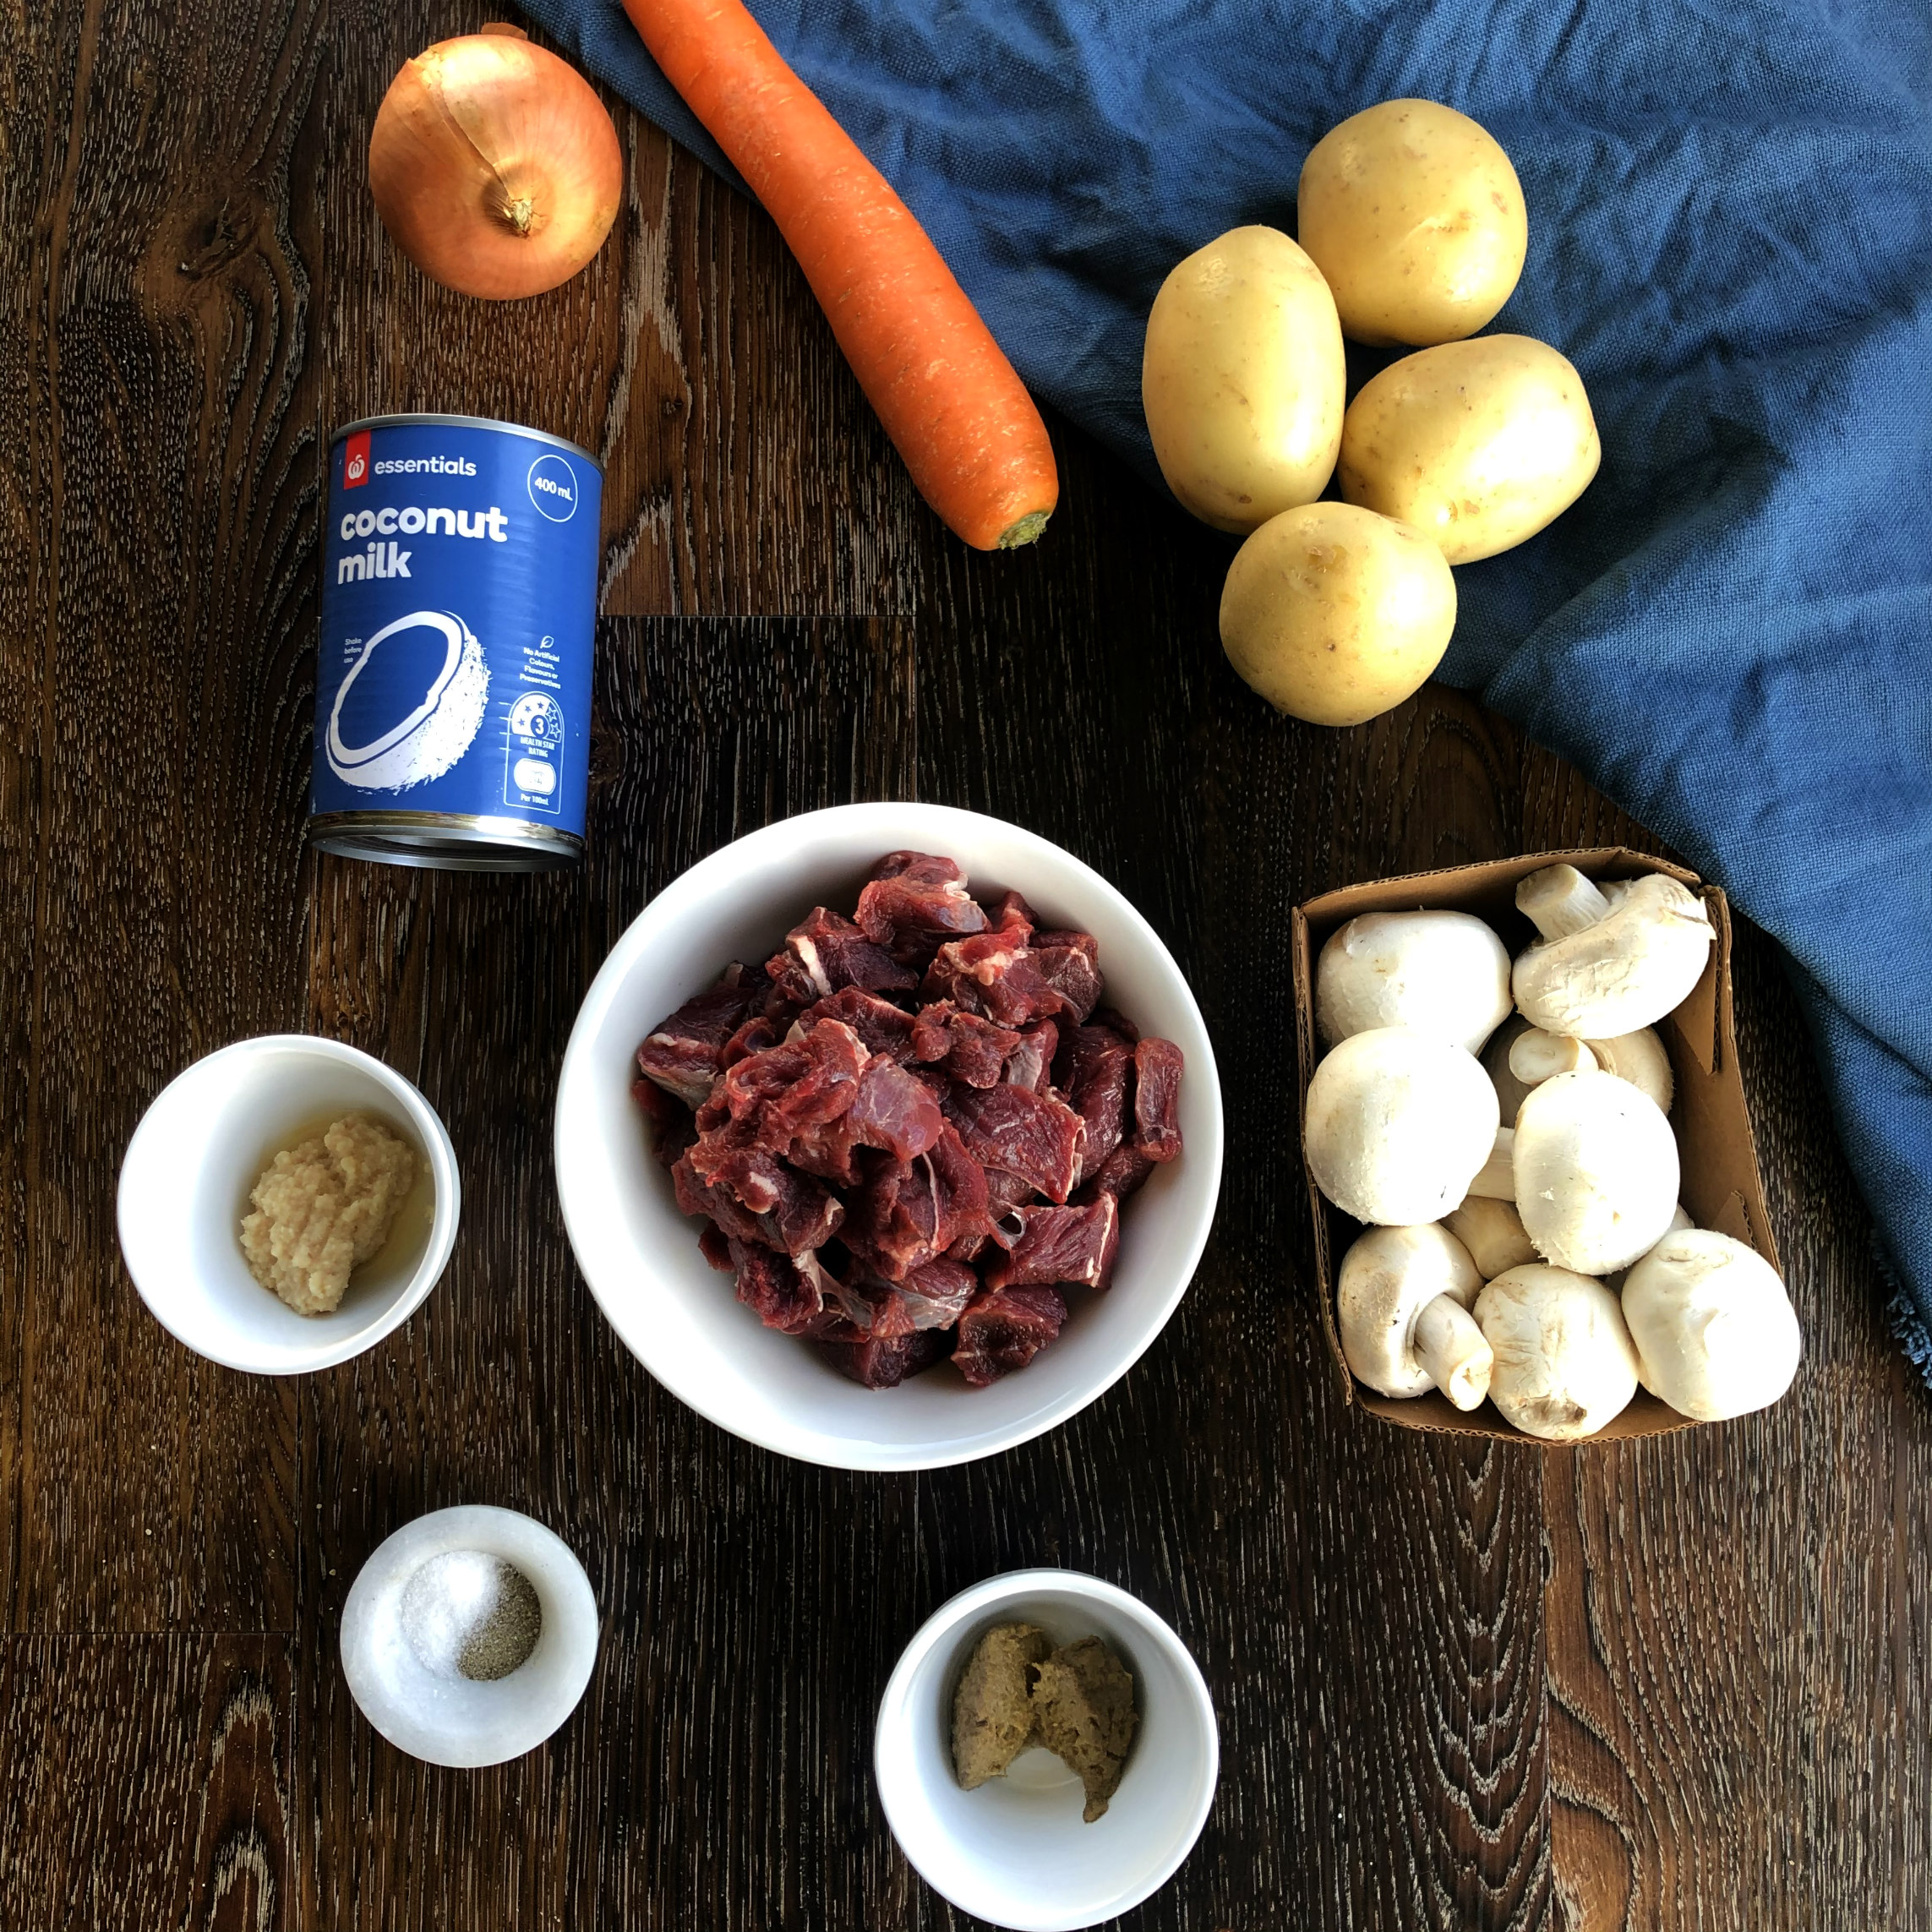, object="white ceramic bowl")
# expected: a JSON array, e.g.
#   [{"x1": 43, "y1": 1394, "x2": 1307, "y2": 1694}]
[
  {"x1": 118, "y1": 1034, "x2": 460, "y2": 1374},
  {"x1": 554, "y1": 802, "x2": 1223, "y2": 1471},
  {"x1": 876, "y1": 1568, "x2": 1219, "y2": 1929},
  {"x1": 340, "y1": 1504, "x2": 600, "y2": 1768}
]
